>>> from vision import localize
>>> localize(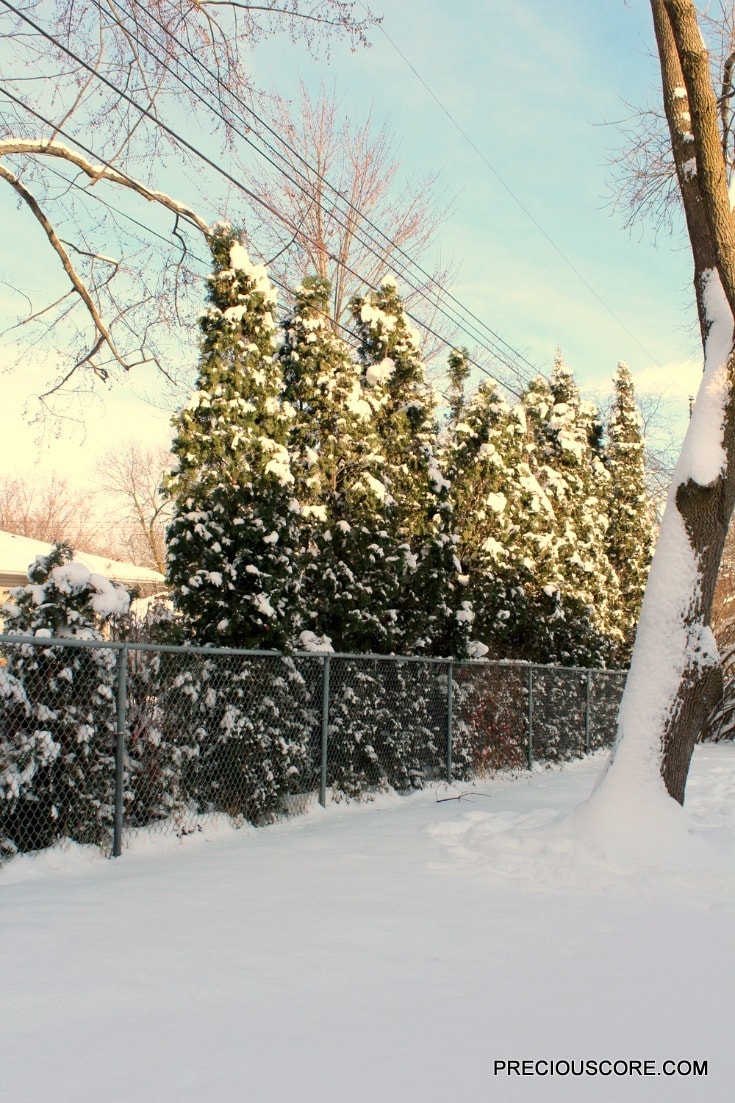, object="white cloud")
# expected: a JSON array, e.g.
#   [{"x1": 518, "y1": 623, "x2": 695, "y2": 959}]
[{"x1": 631, "y1": 359, "x2": 702, "y2": 401}]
